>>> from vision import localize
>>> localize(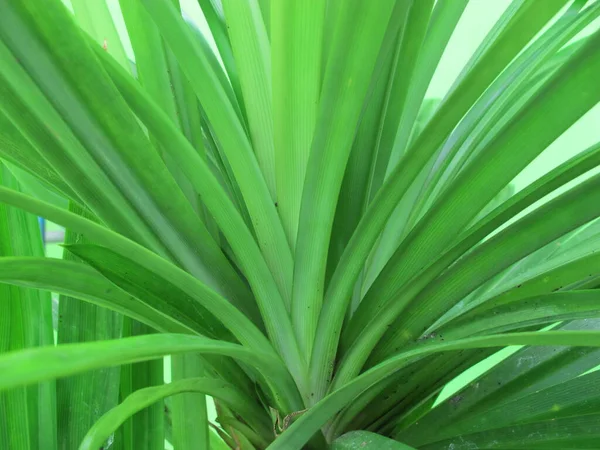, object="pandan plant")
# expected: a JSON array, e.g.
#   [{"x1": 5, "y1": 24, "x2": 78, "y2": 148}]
[{"x1": 3, "y1": 0, "x2": 600, "y2": 448}]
